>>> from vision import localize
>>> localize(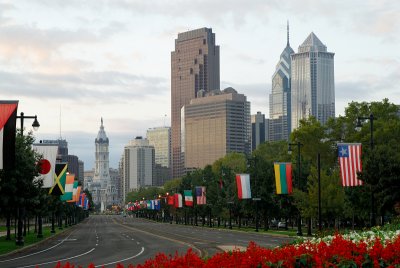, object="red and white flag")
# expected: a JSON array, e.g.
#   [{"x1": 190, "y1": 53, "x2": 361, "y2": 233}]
[
  {"x1": 174, "y1": 193, "x2": 182, "y2": 208},
  {"x1": 32, "y1": 144, "x2": 58, "y2": 188},
  {"x1": 0, "y1": 101, "x2": 18, "y2": 171},
  {"x1": 338, "y1": 143, "x2": 363, "y2": 186}
]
